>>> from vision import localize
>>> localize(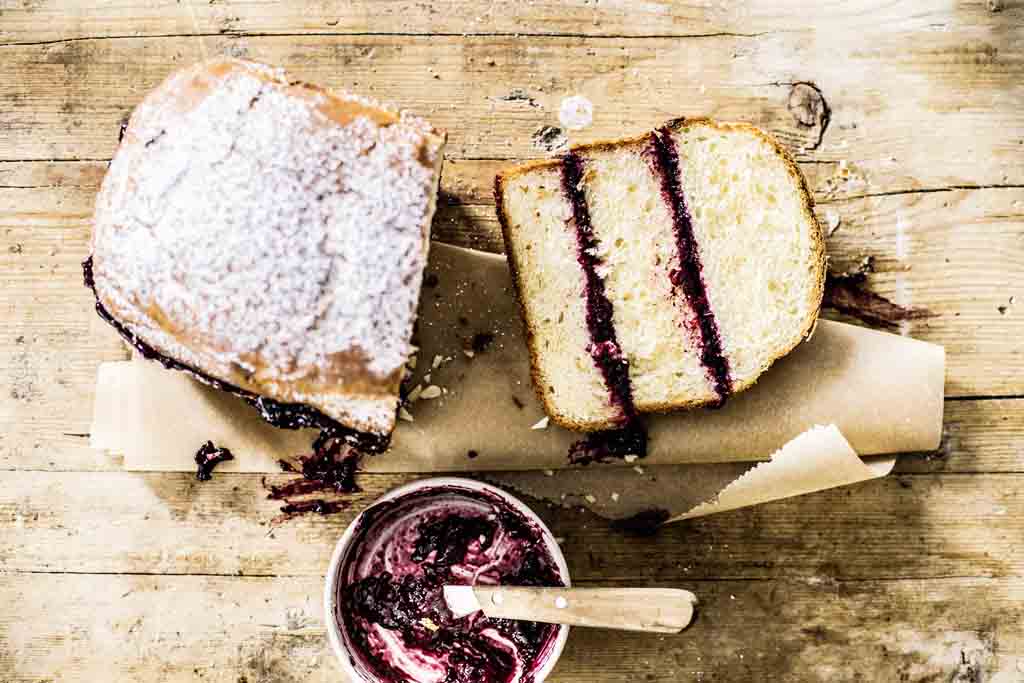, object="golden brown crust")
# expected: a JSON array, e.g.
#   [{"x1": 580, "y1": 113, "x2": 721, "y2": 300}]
[{"x1": 495, "y1": 117, "x2": 826, "y2": 431}]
